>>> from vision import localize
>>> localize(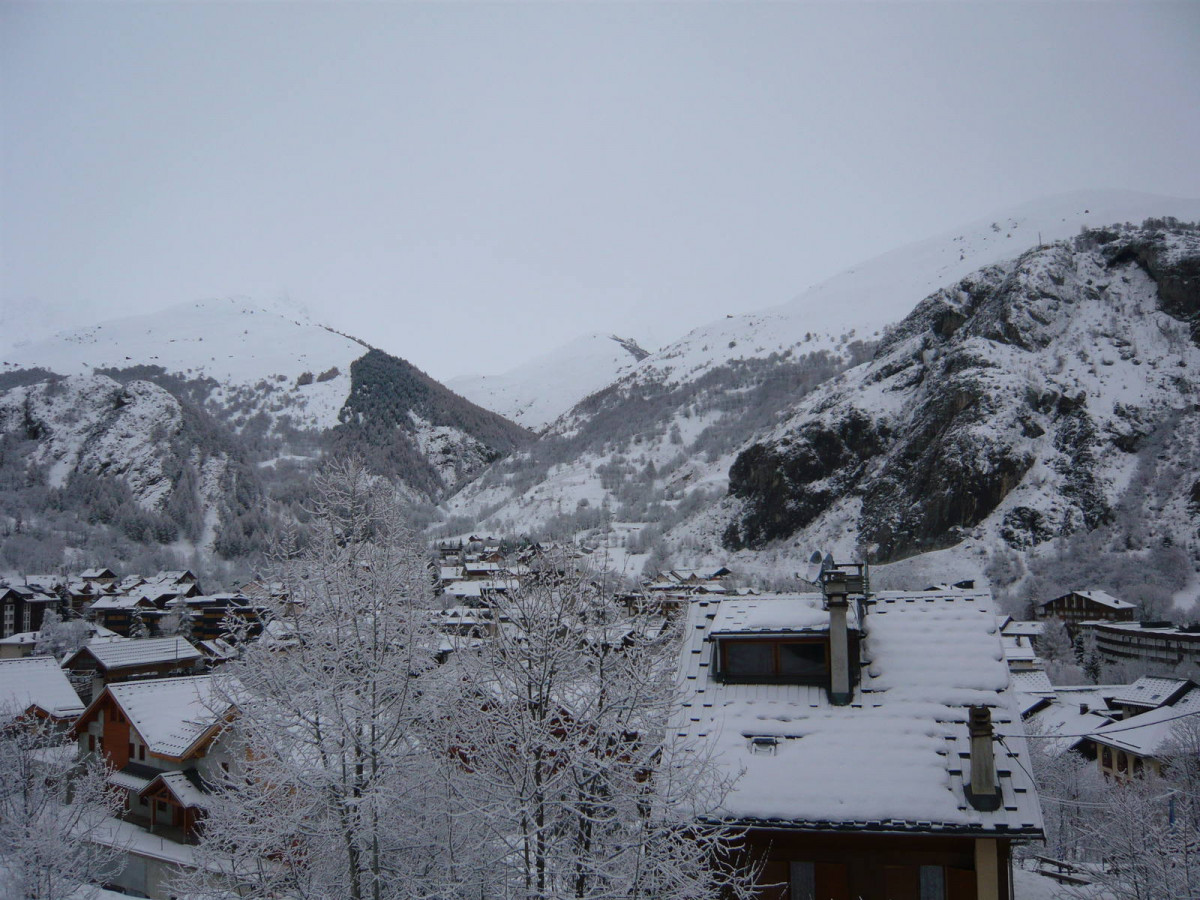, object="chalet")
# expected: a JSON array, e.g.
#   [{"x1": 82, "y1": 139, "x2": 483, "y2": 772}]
[
  {"x1": 63, "y1": 636, "x2": 204, "y2": 702},
  {"x1": 73, "y1": 675, "x2": 235, "y2": 843},
  {"x1": 437, "y1": 605, "x2": 501, "y2": 639},
  {"x1": 1084, "y1": 683, "x2": 1200, "y2": 780},
  {"x1": 645, "y1": 566, "x2": 733, "y2": 594},
  {"x1": 0, "y1": 656, "x2": 85, "y2": 723},
  {"x1": 439, "y1": 565, "x2": 466, "y2": 585},
  {"x1": 443, "y1": 578, "x2": 514, "y2": 604},
  {"x1": 87, "y1": 592, "x2": 163, "y2": 636},
  {"x1": 156, "y1": 570, "x2": 199, "y2": 588},
  {"x1": 0, "y1": 581, "x2": 62, "y2": 638},
  {"x1": 79, "y1": 567, "x2": 119, "y2": 588},
  {"x1": 1036, "y1": 590, "x2": 1135, "y2": 628},
  {"x1": 64, "y1": 577, "x2": 102, "y2": 614},
  {"x1": 1108, "y1": 675, "x2": 1194, "y2": 718},
  {"x1": 437, "y1": 540, "x2": 465, "y2": 560},
  {"x1": 669, "y1": 565, "x2": 733, "y2": 583},
  {"x1": 163, "y1": 592, "x2": 265, "y2": 643},
  {"x1": 675, "y1": 567, "x2": 1043, "y2": 900},
  {"x1": 462, "y1": 560, "x2": 504, "y2": 579}
]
